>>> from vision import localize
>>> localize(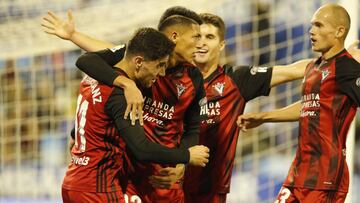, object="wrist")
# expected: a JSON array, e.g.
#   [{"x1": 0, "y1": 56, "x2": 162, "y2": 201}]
[{"x1": 68, "y1": 30, "x2": 78, "y2": 41}]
